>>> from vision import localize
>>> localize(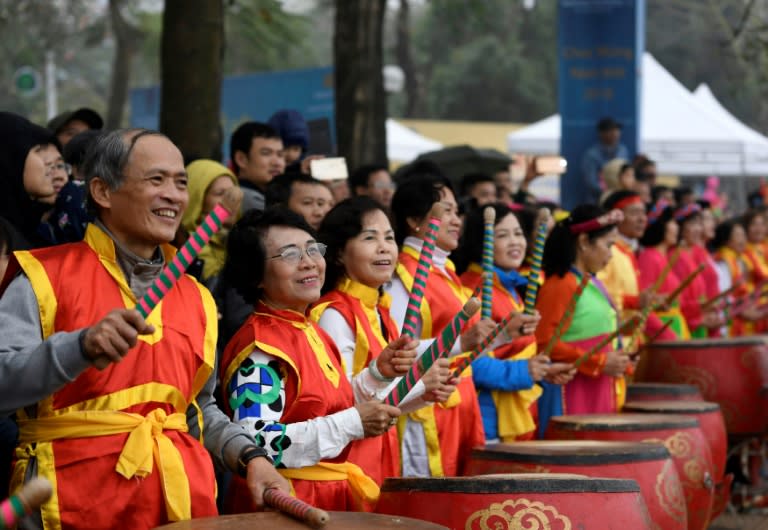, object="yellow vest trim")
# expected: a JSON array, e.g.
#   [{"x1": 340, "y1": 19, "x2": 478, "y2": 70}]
[
  {"x1": 399, "y1": 406, "x2": 445, "y2": 477},
  {"x1": 278, "y1": 461, "x2": 380, "y2": 504},
  {"x1": 18, "y1": 408, "x2": 191, "y2": 522}
]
